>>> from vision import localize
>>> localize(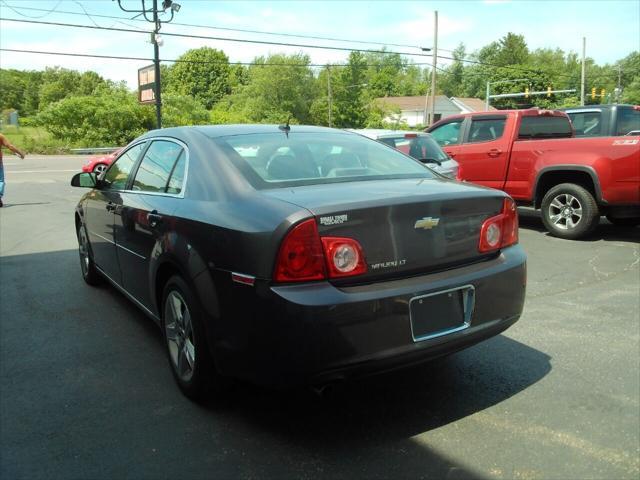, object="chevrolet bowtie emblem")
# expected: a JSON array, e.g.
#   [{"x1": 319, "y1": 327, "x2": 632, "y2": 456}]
[{"x1": 414, "y1": 217, "x2": 440, "y2": 230}]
